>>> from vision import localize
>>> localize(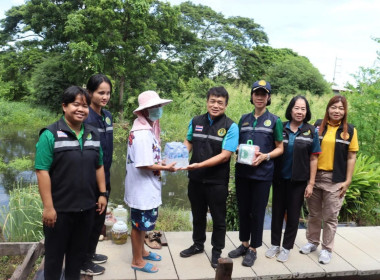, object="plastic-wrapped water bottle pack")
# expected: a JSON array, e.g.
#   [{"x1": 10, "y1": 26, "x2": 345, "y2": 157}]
[{"x1": 164, "y1": 142, "x2": 189, "y2": 168}]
